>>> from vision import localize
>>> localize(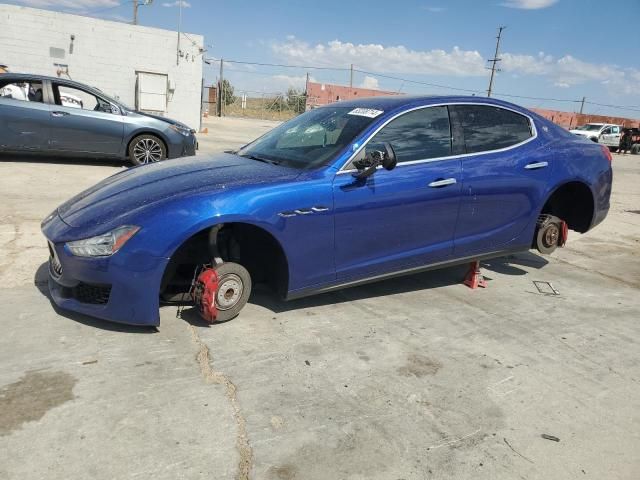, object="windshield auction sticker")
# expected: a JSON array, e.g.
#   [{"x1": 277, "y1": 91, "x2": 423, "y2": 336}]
[{"x1": 348, "y1": 108, "x2": 384, "y2": 118}]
